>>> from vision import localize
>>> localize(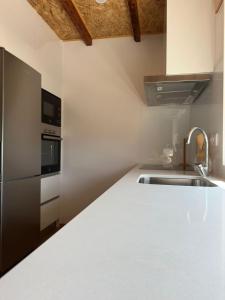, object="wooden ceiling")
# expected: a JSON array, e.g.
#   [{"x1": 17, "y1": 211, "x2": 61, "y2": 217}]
[{"x1": 27, "y1": 0, "x2": 166, "y2": 45}]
